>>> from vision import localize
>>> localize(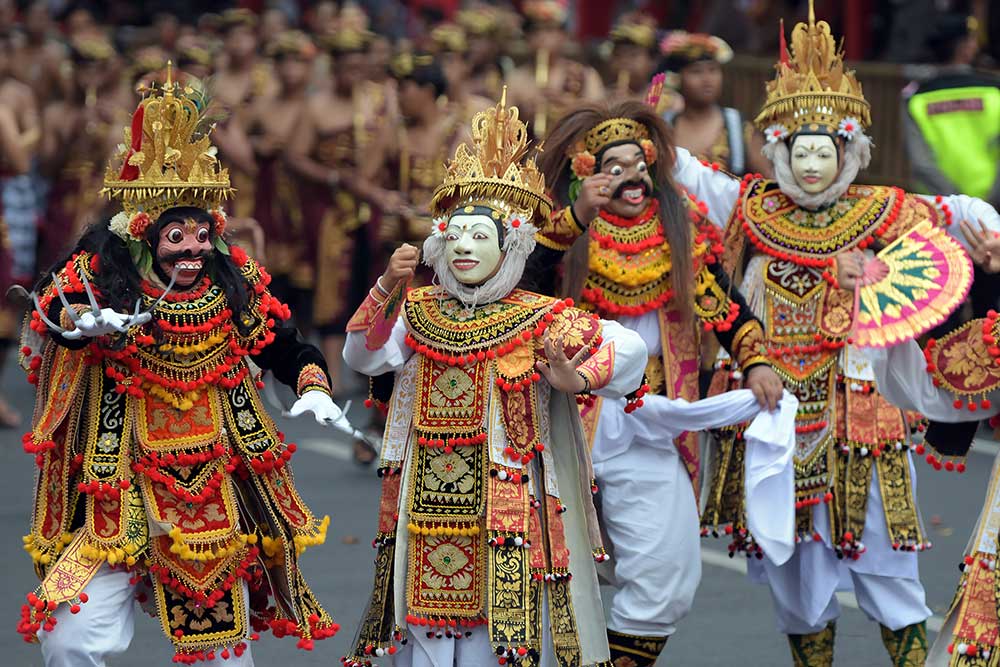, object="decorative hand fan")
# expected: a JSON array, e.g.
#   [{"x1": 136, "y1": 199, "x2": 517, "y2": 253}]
[{"x1": 851, "y1": 220, "x2": 973, "y2": 348}]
